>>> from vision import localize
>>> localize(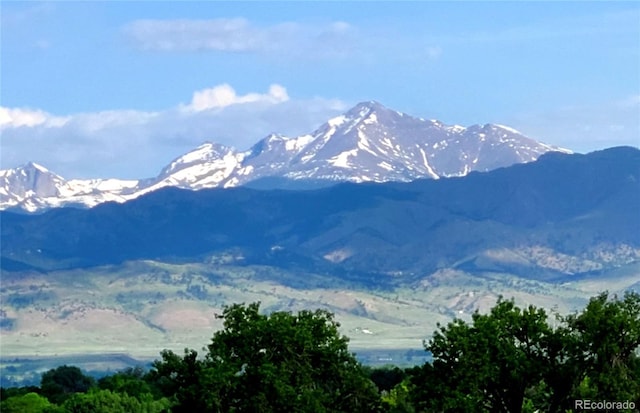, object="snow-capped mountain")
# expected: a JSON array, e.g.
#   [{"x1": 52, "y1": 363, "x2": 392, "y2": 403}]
[
  {"x1": 0, "y1": 162, "x2": 140, "y2": 211},
  {"x1": 0, "y1": 101, "x2": 570, "y2": 212}
]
